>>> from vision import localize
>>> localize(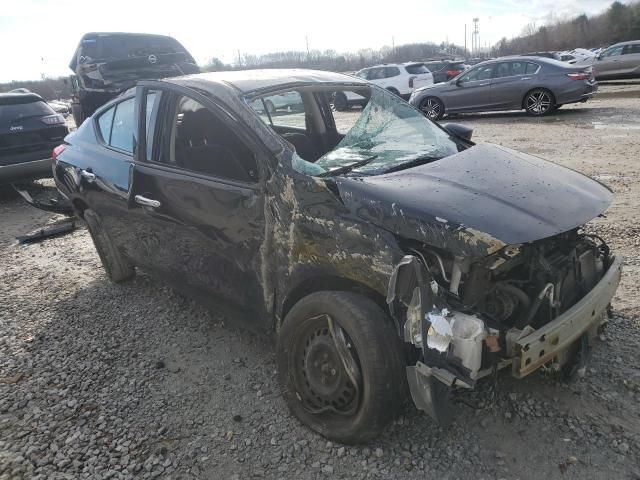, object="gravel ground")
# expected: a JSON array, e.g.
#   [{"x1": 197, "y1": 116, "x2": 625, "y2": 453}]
[{"x1": 1, "y1": 82, "x2": 640, "y2": 480}]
